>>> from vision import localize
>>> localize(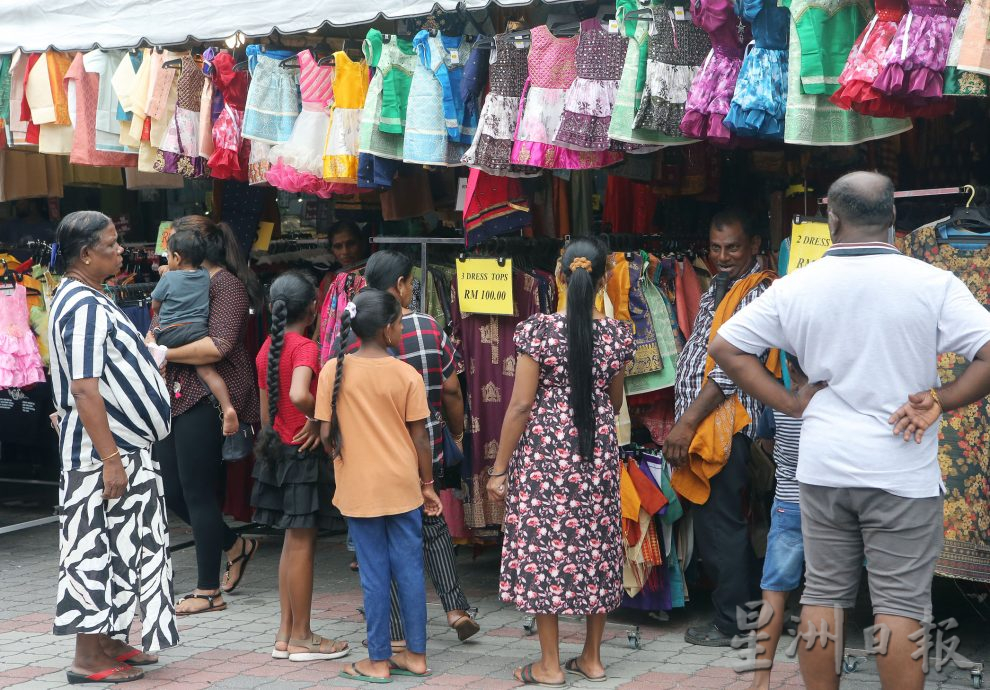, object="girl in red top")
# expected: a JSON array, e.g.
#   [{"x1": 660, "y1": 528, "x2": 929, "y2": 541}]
[{"x1": 252, "y1": 271, "x2": 350, "y2": 663}]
